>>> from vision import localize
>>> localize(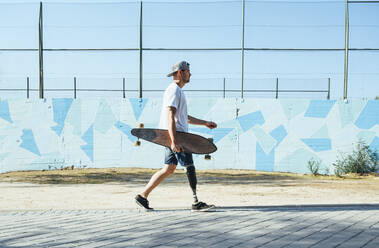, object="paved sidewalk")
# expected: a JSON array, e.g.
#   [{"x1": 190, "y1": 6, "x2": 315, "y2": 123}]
[{"x1": 1, "y1": 205, "x2": 378, "y2": 248}]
